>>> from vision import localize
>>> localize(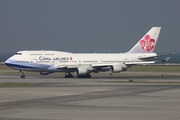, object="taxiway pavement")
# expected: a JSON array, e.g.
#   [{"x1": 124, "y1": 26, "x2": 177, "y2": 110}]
[{"x1": 0, "y1": 73, "x2": 180, "y2": 120}]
